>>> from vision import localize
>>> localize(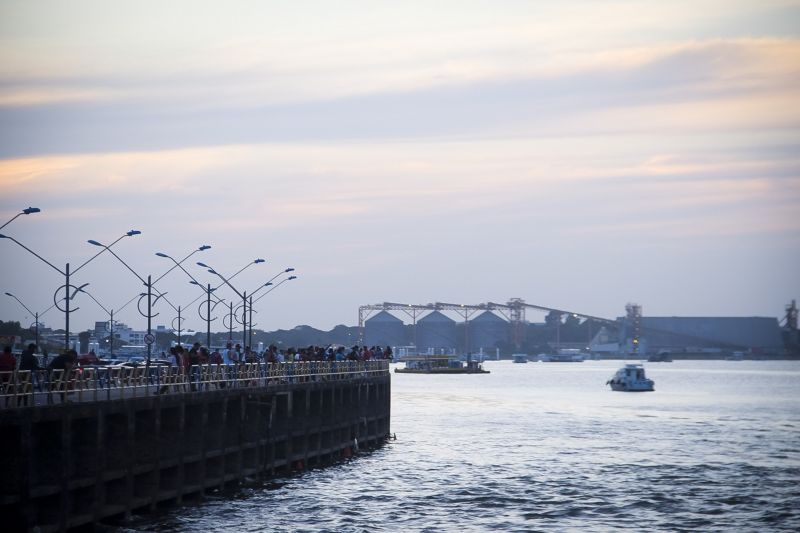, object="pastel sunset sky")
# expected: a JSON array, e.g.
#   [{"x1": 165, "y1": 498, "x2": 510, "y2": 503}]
[{"x1": 1, "y1": 1, "x2": 798, "y2": 333}]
